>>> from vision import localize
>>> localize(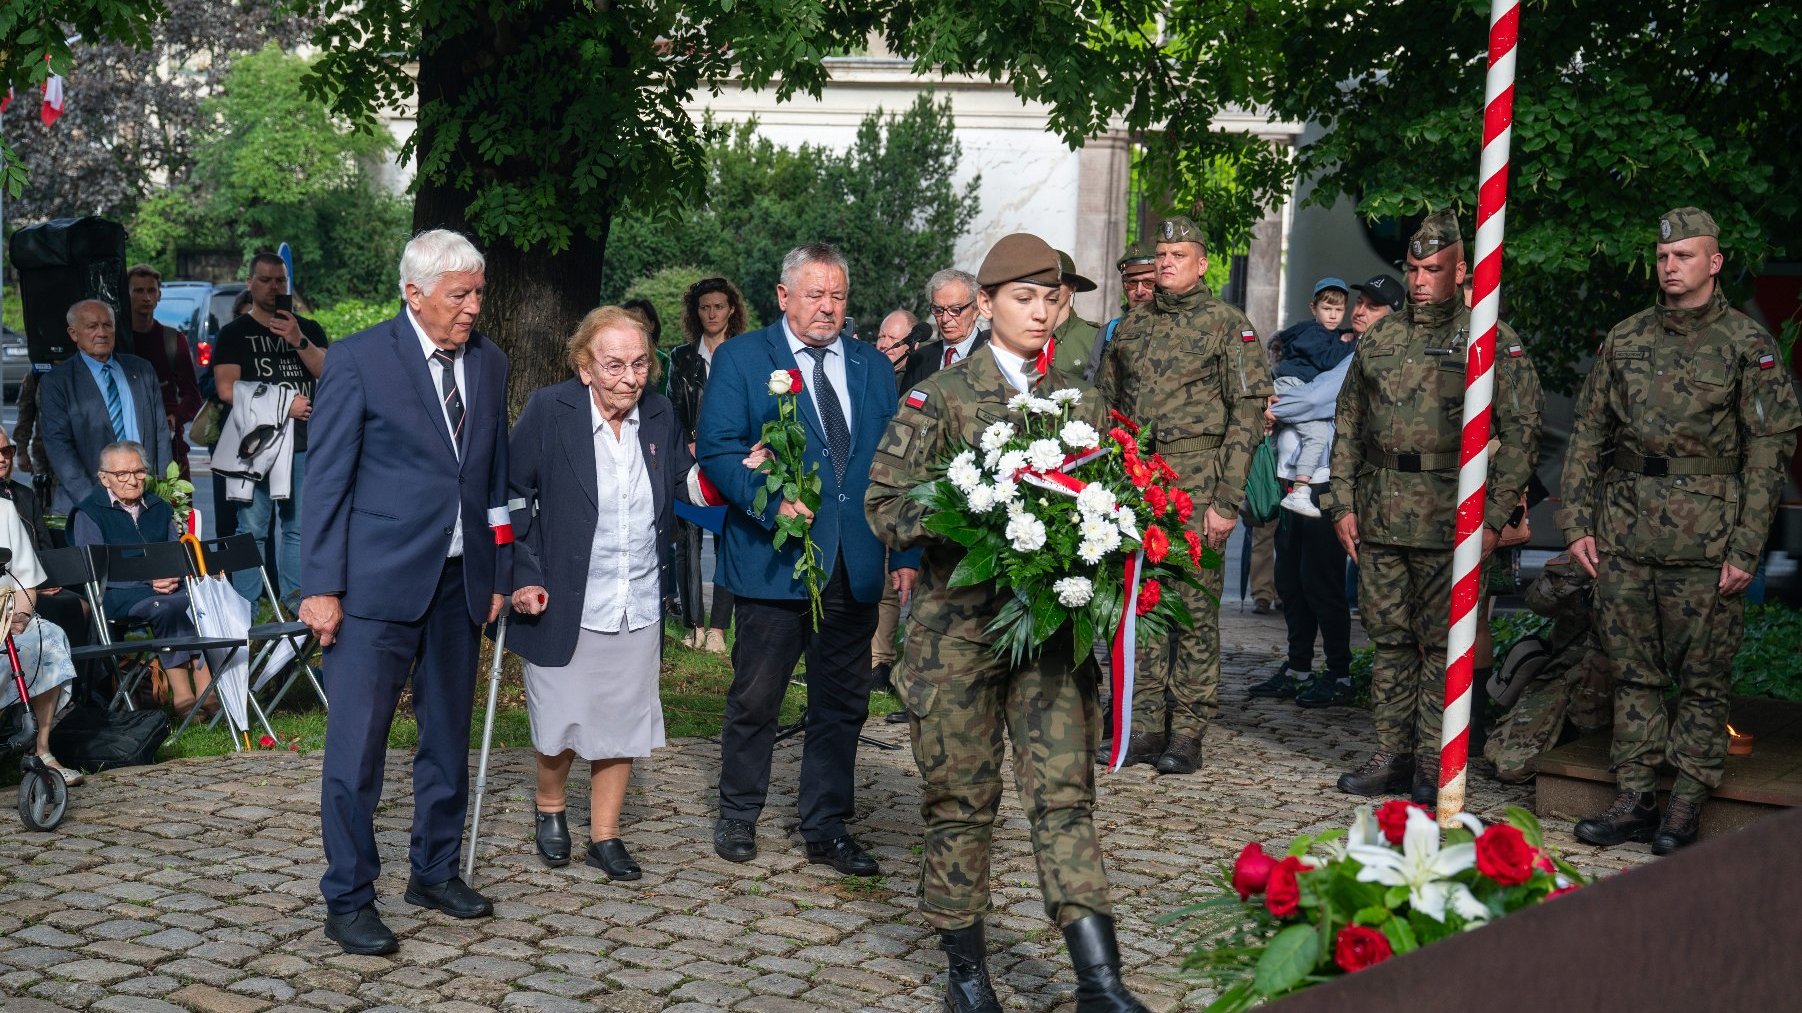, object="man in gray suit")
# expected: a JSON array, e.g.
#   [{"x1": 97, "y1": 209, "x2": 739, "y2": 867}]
[{"x1": 40, "y1": 300, "x2": 172, "y2": 514}]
